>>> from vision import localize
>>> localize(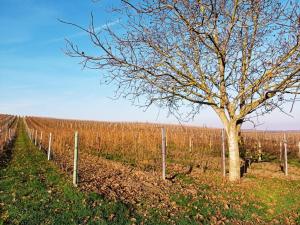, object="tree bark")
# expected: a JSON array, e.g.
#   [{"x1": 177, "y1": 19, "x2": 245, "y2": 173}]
[{"x1": 227, "y1": 123, "x2": 240, "y2": 181}]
